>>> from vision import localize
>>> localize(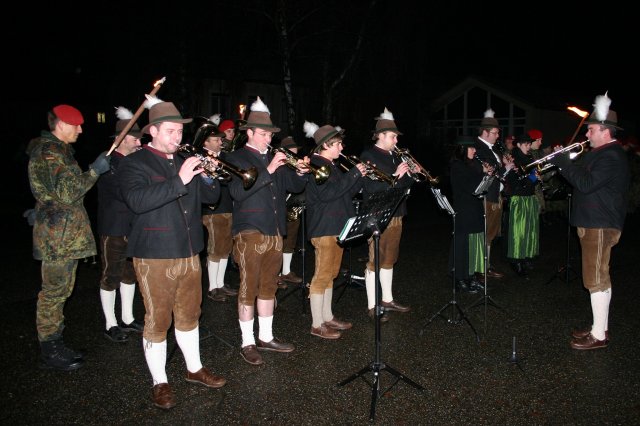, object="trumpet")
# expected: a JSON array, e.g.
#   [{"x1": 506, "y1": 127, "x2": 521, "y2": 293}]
[
  {"x1": 393, "y1": 147, "x2": 439, "y2": 185},
  {"x1": 338, "y1": 153, "x2": 397, "y2": 186},
  {"x1": 521, "y1": 140, "x2": 589, "y2": 174},
  {"x1": 267, "y1": 143, "x2": 330, "y2": 185},
  {"x1": 177, "y1": 144, "x2": 258, "y2": 190}
]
